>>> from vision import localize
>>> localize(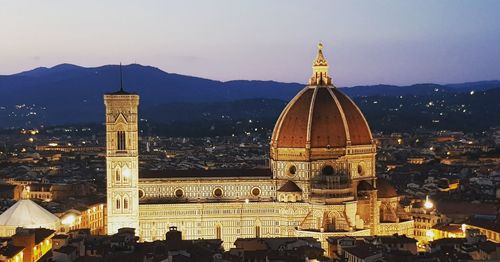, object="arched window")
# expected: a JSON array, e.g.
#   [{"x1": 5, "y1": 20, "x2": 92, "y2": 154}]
[
  {"x1": 215, "y1": 225, "x2": 222, "y2": 239},
  {"x1": 123, "y1": 196, "x2": 129, "y2": 209},
  {"x1": 115, "y1": 196, "x2": 121, "y2": 209},
  {"x1": 115, "y1": 169, "x2": 121, "y2": 182},
  {"x1": 117, "y1": 131, "x2": 126, "y2": 151}
]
